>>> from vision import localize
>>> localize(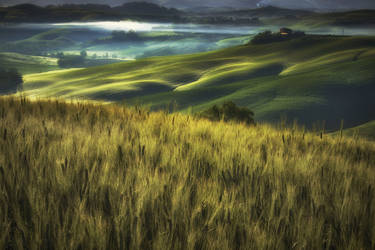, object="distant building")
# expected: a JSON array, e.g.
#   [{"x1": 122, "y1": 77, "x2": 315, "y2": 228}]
[{"x1": 280, "y1": 27, "x2": 293, "y2": 36}]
